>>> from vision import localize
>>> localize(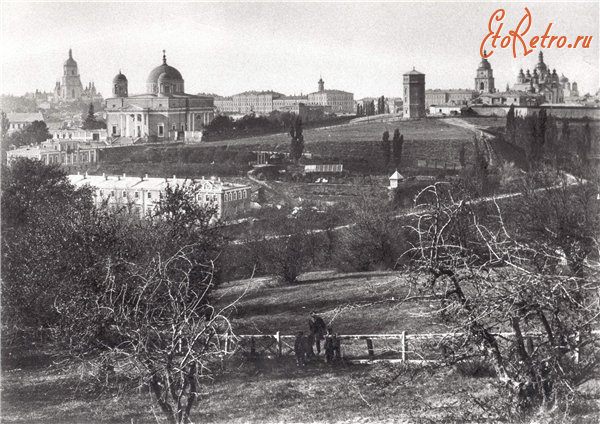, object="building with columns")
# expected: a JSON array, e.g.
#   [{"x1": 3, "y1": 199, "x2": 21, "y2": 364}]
[
  {"x1": 403, "y1": 68, "x2": 426, "y2": 118},
  {"x1": 104, "y1": 51, "x2": 215, "y2": 142}
]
